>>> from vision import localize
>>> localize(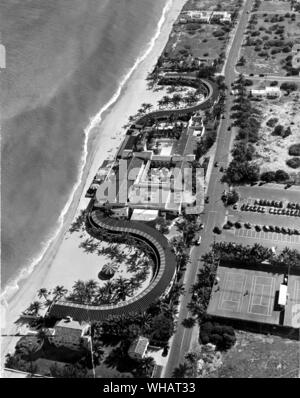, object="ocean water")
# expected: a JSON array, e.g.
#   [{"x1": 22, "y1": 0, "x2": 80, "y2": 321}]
[{"x1": 0, "y1": 0, "x2": 169, "y2": 291}]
